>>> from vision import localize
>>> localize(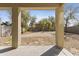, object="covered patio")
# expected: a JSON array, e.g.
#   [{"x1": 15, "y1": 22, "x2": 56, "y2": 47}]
[
  {"x1": 0, "y1": 3, "x2": 72, "y2": 56},
  {"x1": 0, "y1": 45, "x2": 73, "y2": 56}
]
